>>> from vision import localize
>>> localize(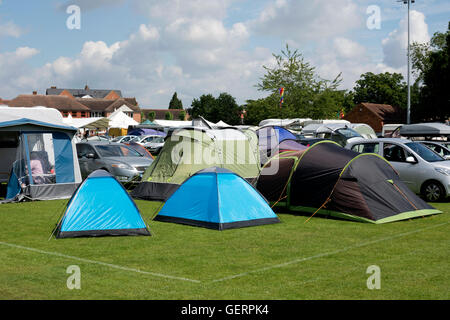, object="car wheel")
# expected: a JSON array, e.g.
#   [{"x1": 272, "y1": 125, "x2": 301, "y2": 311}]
[{"x1": 422, "y1": 181, "x2": 445, "y2": 202}]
